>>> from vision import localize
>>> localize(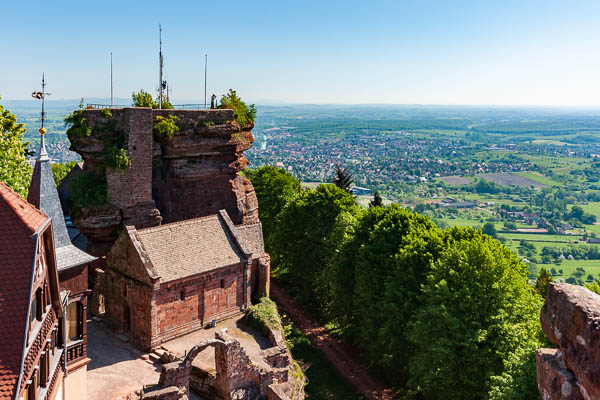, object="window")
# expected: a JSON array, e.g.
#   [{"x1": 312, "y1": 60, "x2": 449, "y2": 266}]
[
  {"x1": 180, "y1": 289, "x2": 186, "y2": 301},
  {"x1": 40, "y1": 350, "x2": 48, "y2": 387},
  {"x1": 35, "y1": 288, "x2": 42, "y2": 321},
  {"x1": 50, "y1": 329, "x2": 57, "y2": 356},
  {"x1": 29, "y1": 297, "x2": 37, "y2": 327},
  {"x1": 220, "y1": 279, "x2": 225, "y2": 289},
  {"x1": 66, "y1": 302, "x2": 82, "y2": 341}
]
